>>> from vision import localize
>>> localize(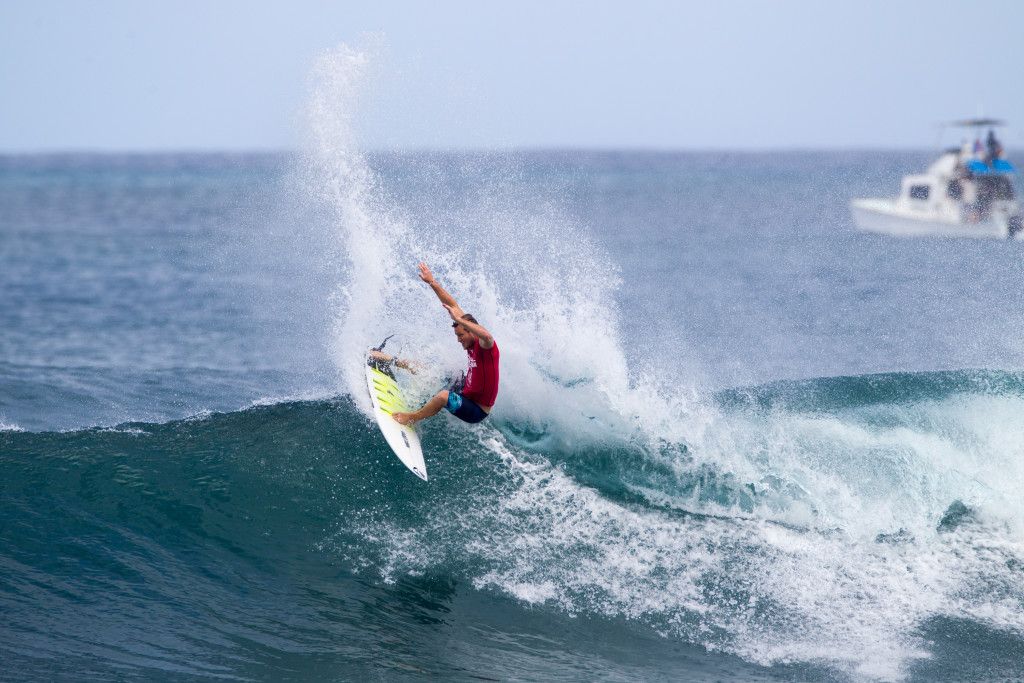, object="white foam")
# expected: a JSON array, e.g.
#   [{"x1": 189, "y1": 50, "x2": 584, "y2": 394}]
[
  {"x1": 688, "y1": 392, "x2": 1024, "y2": 537},
  {"x1": 96, "y1": 426, "x2": 149, "y2": 436},
  {"x1": 247, "y1": 390, "x2": 336, "y2": 408},
  {"x1": 345, "y1": 427, "x2": 1024, "y2": 681}
]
